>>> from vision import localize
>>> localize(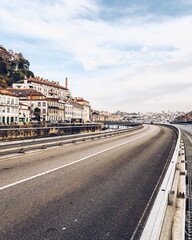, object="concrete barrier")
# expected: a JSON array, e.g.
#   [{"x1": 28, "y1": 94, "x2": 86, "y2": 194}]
[
  {"x1": 0, "y1": 124, "x2": 102, "y2": 141},
  {"x1": 173, "y1": 124, "x2": 192, "y2": 136}
]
